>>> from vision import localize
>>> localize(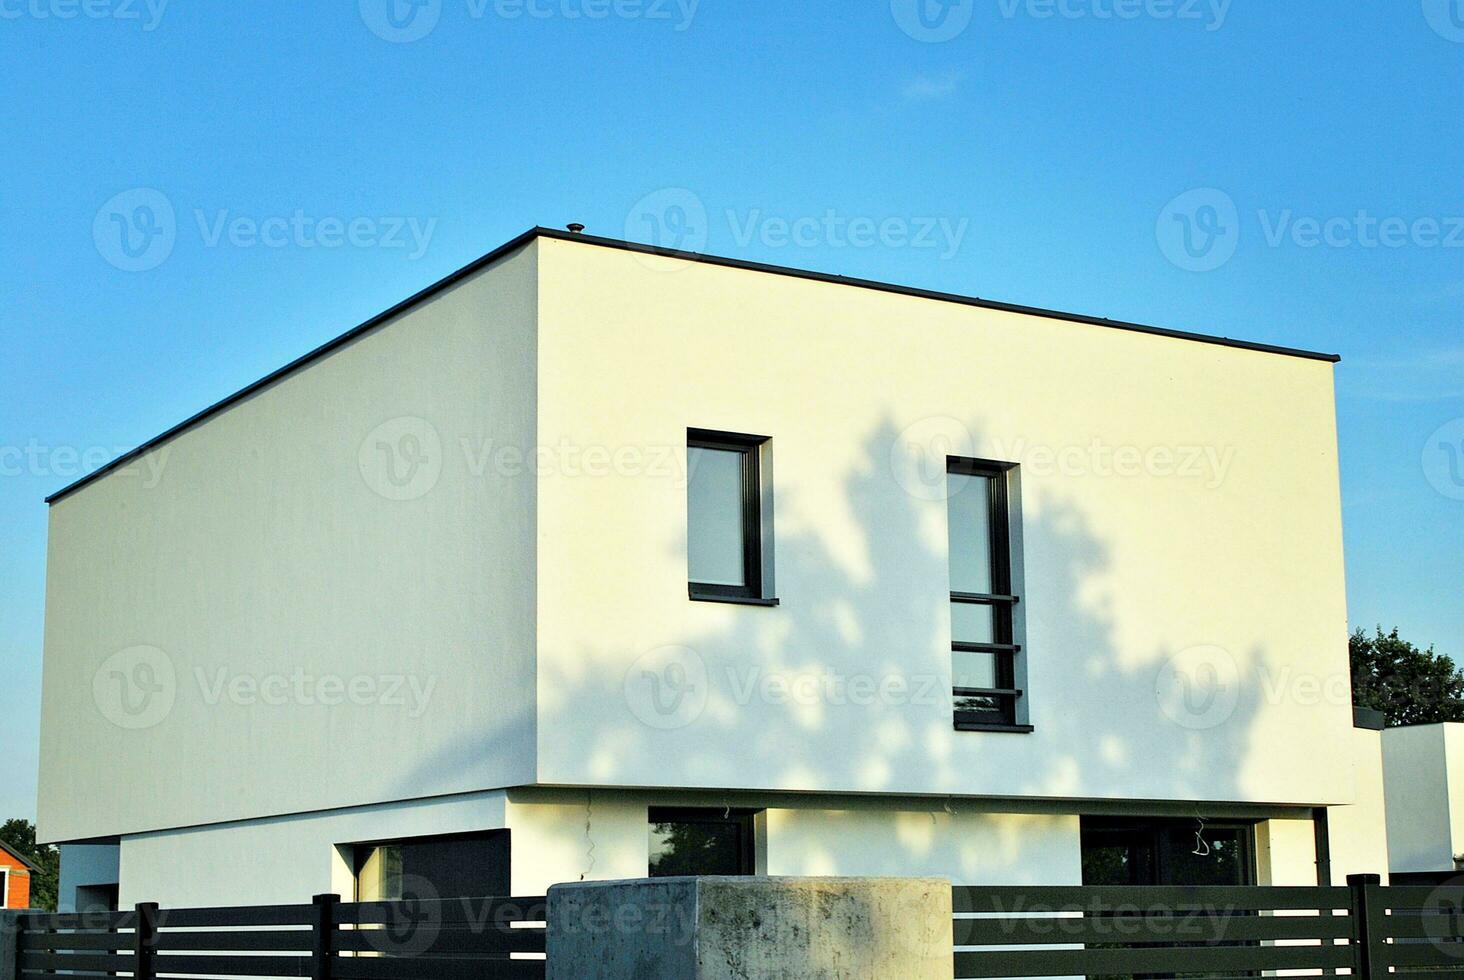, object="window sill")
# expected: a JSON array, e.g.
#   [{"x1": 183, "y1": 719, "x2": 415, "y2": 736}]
[
  {"x1": 953, "y1": 721, "x2": 1035, "y2": 734},
  {"x1": 689, "y1": 590, "x2": 781, "y2": 607}
]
